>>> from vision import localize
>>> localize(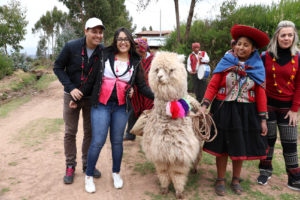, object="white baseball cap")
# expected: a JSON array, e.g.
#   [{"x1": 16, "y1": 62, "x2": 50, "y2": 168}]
[{"x1": 85, "y1": 17, "x2": 105, "y2": 30}]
